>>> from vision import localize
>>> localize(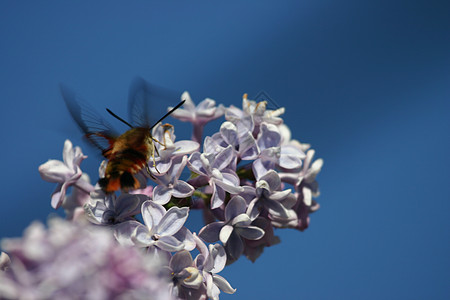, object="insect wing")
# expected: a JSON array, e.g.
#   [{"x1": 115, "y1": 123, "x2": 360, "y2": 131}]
[
  {"x1": 60, "y1": 84, "x2": 119, "y2": 158},
  {"x1": 128, "y1": 77, "x2": 182, "y2": 129}
]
